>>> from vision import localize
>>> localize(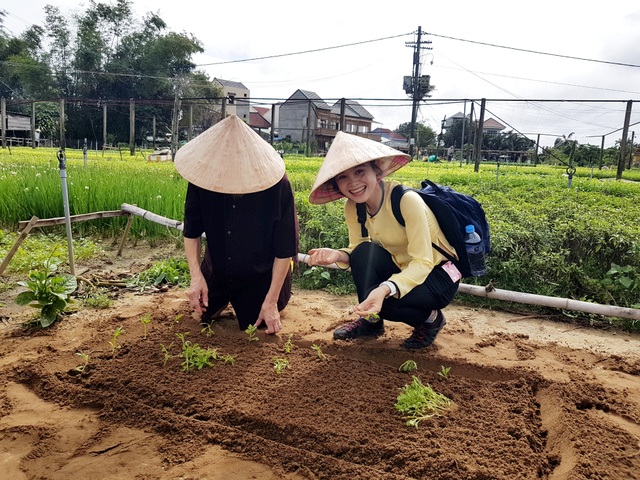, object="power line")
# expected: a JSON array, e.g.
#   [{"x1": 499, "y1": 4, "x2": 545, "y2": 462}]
[
  {"x1": 426, "y1": 32, "x2": 640, "y2": 69},
  {"x1": 194, "y1": 32, "x2": 413, "y2": 66}
]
